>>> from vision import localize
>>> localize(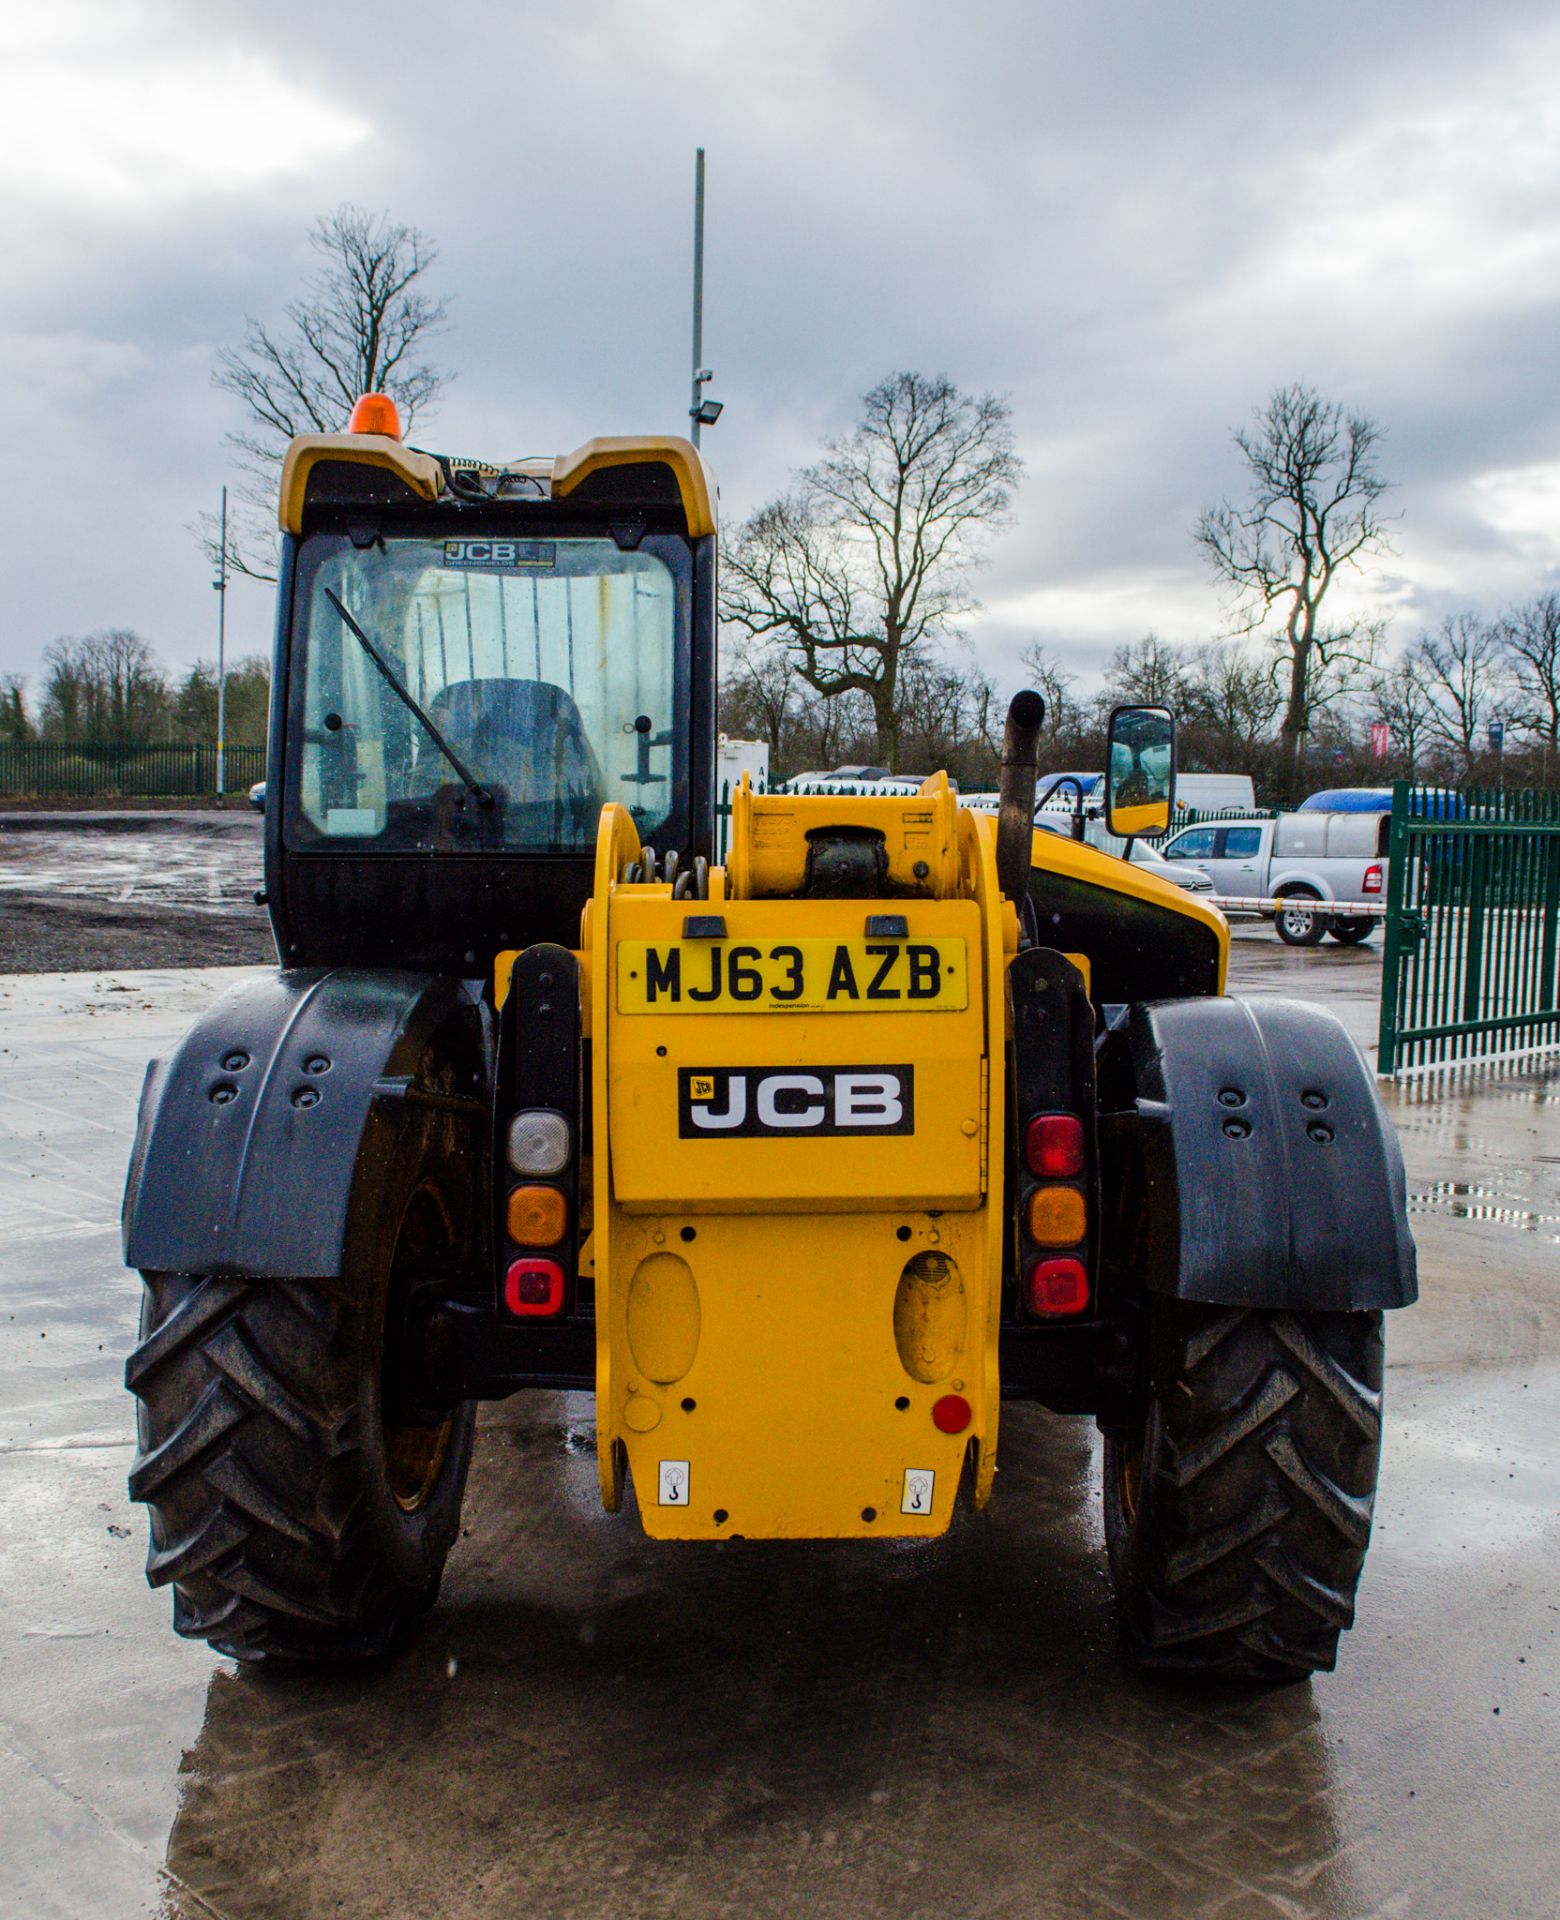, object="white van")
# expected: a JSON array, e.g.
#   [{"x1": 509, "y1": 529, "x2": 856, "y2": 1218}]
[
  {"x1": 1034, "y1": 770, "x2": 1256, "y2": 820},
  {"x1": 717, "y1": 735, "x2": 770, "y2": 792},
  {"x1": 1171, "y1": 773, "x2": 1258, "y2": 814}
]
